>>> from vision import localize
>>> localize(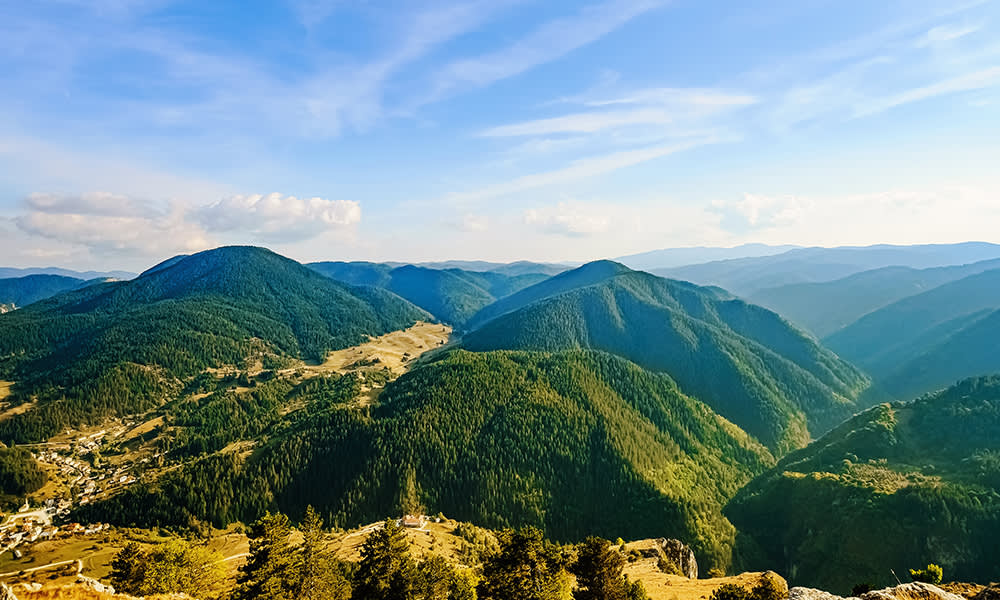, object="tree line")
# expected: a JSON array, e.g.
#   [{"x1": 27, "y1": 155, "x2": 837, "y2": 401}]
[{"x1": 110, "y1": 506, "x2": 652, "y2": 600}]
